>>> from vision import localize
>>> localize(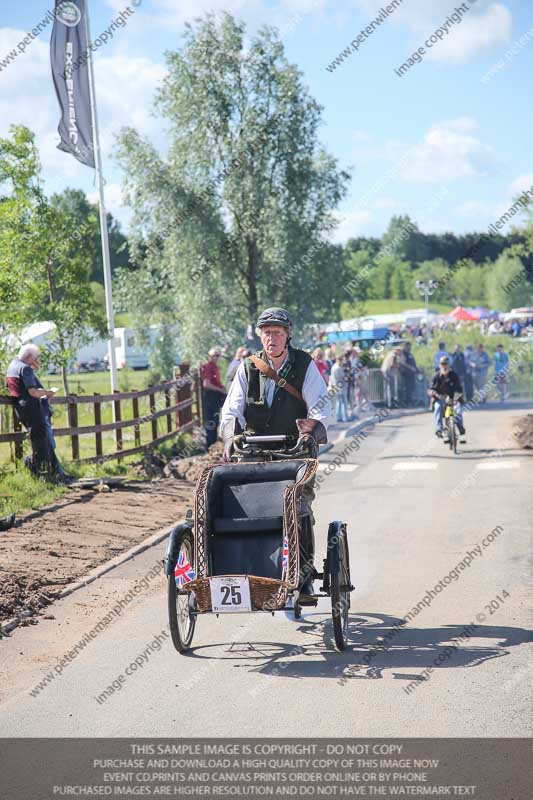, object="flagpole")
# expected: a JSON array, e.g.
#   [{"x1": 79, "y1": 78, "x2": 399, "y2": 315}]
[{"x1": 83, "y1": 1, "x2": 119, "y2": 395}]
